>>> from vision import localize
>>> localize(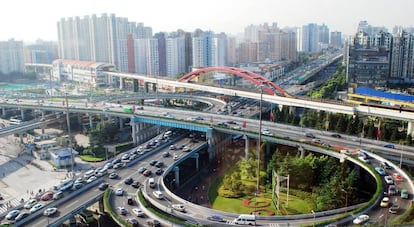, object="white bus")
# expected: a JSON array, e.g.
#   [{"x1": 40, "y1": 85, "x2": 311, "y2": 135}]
[
  {"x1": 234, "y1": 214, "x2": 256, "y2": 225},
  {"x1": 9, "y1": 118, "x2": 22, "y2": 125}
]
